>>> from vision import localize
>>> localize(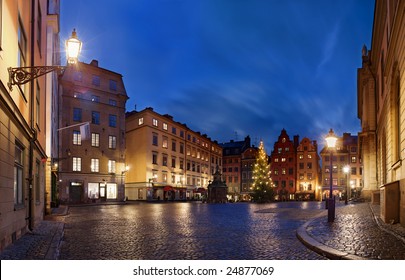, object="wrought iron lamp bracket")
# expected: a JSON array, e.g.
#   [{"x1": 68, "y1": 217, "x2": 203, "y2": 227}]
[{"x1": 8, "y1": 66, "x2": 66, "y2": 91}]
